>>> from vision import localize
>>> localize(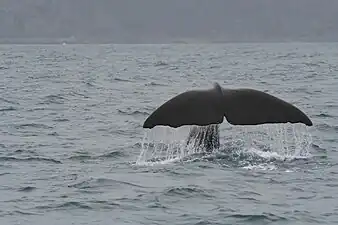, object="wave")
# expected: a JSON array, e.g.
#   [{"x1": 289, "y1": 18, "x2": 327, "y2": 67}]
[
  {"x1": 163, "y1": 186, "x2": 214, "y2": 199},
  {"x1": 67, "y1": 150, "x2": 125, "y2": 161},
  {"x1": 17, "y1": 186, "x2": 37, "y2": 192},
  {"x1": 0, "y1": 97, "x2": 19, "y2": 105},
  {"x1": 117, "y1": 109, "x2": 149, "y2": 116},
  {"x1": 0, "y1": 156, "x2": 61, "y2": 164},
  {"x1": 99, "y1": 151, "x2": 125, "y2": 158},
  {"x1": 68, "y1": 177, "x2": 147, "y2": 190},
  {"x1": 225, "y1": 213, "x2": 287, "y2": 223},
  {"x1": 30, "y1": 199, "x2": 122, "y2": 213},
  {"x1": 316, "y1": 123, "x2": 338, "y2": 132},
  {"x1": 1, "y1": 210, "x2": 39, "y2": 216},
  {"x1": 0, "y1": 106, "x2": 17, "y2": 112},
  {"x1": 113, "y1": 77, "x2": 132, "y2": 82},
  {"x1": 14, "y1": 123, "x2": 53, "y2": 130},
  {"x1": 154, "y1": 60, "x2": 169, "y2": 67},
  {"x1": 145, "y1": 81, "x2": 168, "y2": 86},
  {"x1": 35, "y1": 201, "x2": 92, "y2": 211},
  {"x1": 316, "y1": 113, "x2": 335, "y2": 118},
  {"x1": 39, "y1": 94, "x2": 67, "y2": 104}
]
